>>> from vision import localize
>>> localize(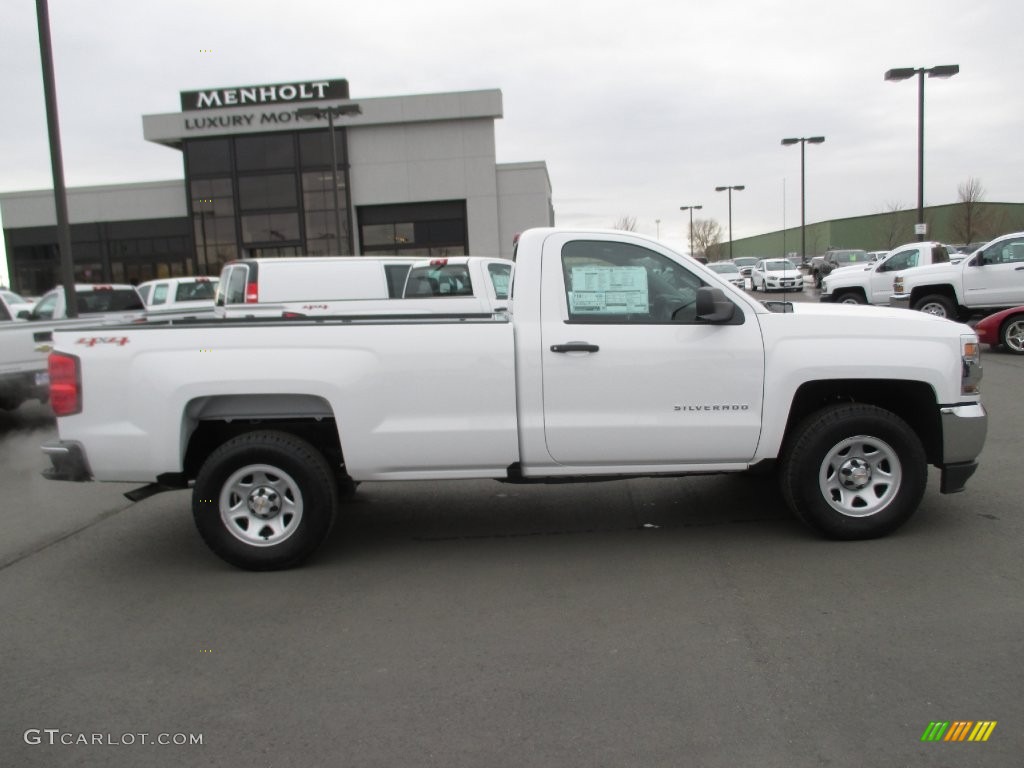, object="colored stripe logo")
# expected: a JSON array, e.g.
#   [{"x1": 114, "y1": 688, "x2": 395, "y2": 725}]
[{"x1": 921, "y1": 721, "x2": 997, "y2": 742}]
